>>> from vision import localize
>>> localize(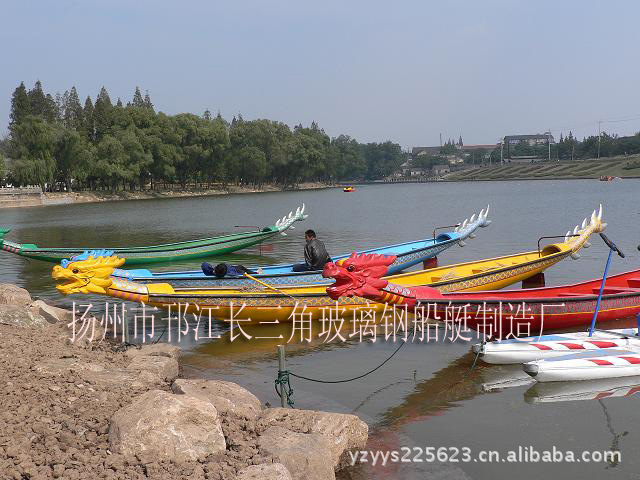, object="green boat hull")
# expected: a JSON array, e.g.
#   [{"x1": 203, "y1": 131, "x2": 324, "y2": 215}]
[{"x1": 0, "y1": 205, "x2": 308, "y2": 265}]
